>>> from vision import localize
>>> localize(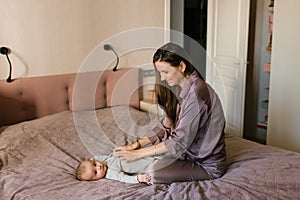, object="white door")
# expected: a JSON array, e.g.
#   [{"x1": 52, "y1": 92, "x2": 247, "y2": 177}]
[{"x1": 206, "y1": 0, "x2": 250, "y2": 137}]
